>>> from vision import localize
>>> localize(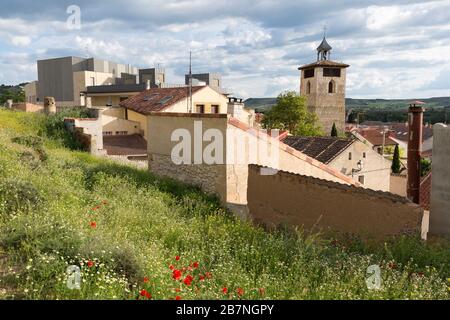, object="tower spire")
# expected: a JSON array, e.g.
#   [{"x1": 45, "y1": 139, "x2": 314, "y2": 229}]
[{"x1": 317, "y1": 30, "x2": 332, "y2": 61}]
